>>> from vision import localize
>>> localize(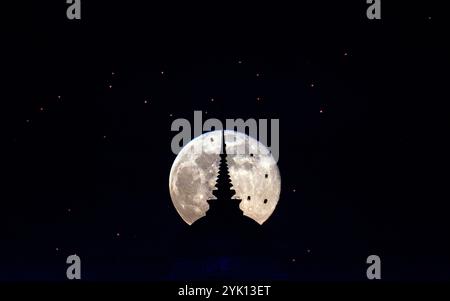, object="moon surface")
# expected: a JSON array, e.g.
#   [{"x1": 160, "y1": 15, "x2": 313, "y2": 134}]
[{"x1": 169, "y1": 130, "x2": 281, "y2": 225}]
